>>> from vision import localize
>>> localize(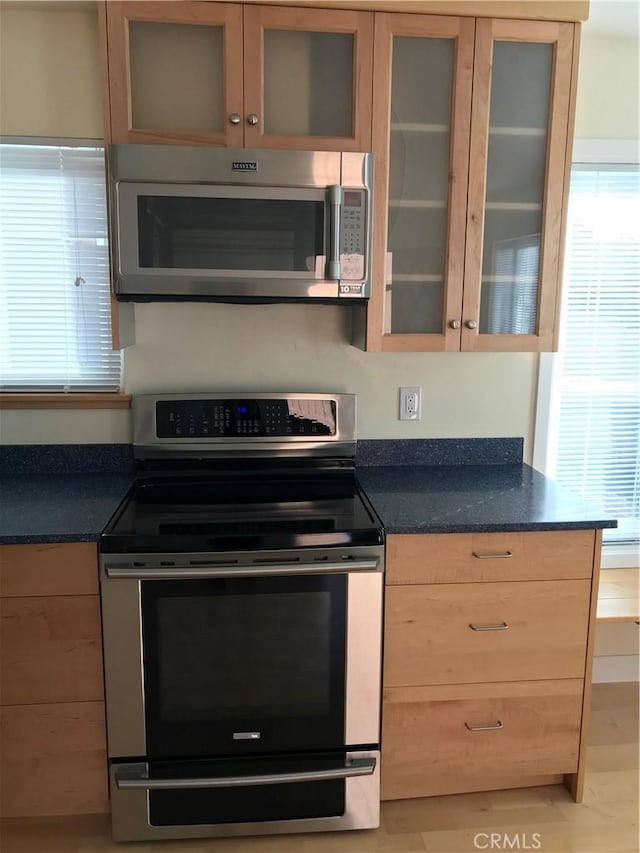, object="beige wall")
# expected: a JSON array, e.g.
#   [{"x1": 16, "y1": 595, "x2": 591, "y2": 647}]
[
  {"x1": 575, "y1": 34, "x2": 639, "y2": 141},
  {"x1": 0, "y1": 6, "x2": 636, "y2": 451},
  {"x1": 0, "y1": 4, "x2": 103, "y2": 139}
]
